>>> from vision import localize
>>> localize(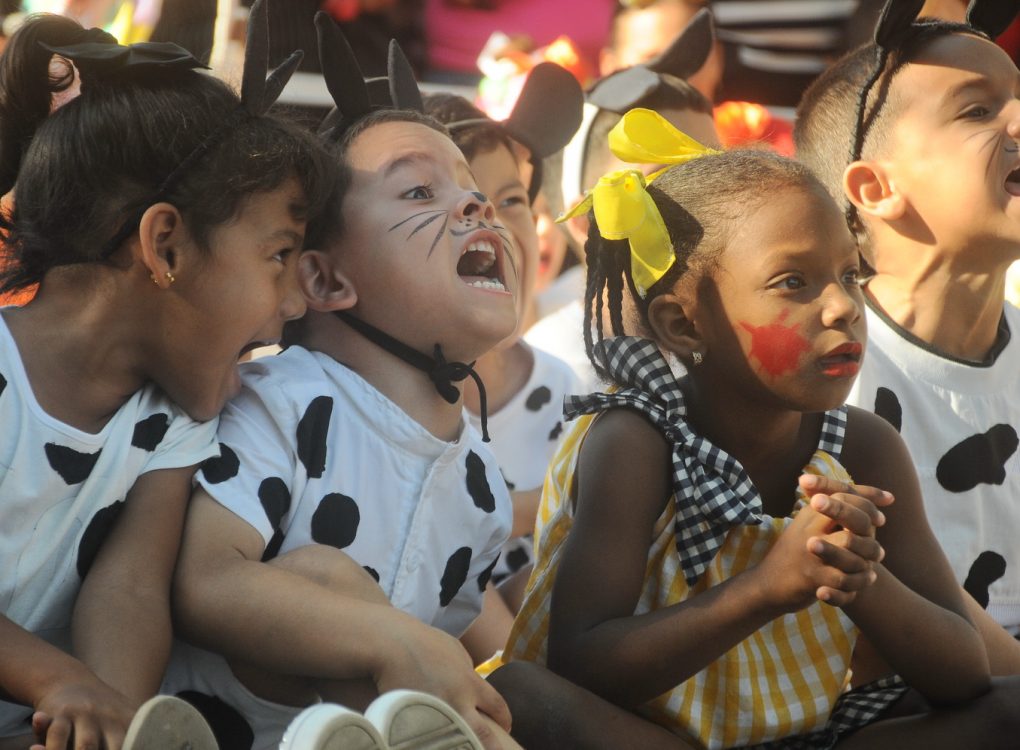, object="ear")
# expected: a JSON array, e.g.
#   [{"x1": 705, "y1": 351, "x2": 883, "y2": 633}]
[
  {"x1": 136, "y1": 202, "x2": 190, "y2": 289},
  {"x1": 844, "y1": 160, "x2": 906, "y2": 222},
  {"x1": 298, "y1": 250, "x2": 358, "y2": 312},
  {"x1": 647, "y1": 291, "x2": 702, "y2": 366}
]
